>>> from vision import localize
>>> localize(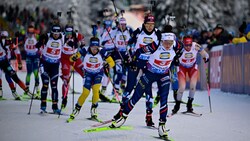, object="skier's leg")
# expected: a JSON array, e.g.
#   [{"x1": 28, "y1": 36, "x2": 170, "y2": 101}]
[{"x1": 187, "y1": 66, "x2": 198, "y2": 112}]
